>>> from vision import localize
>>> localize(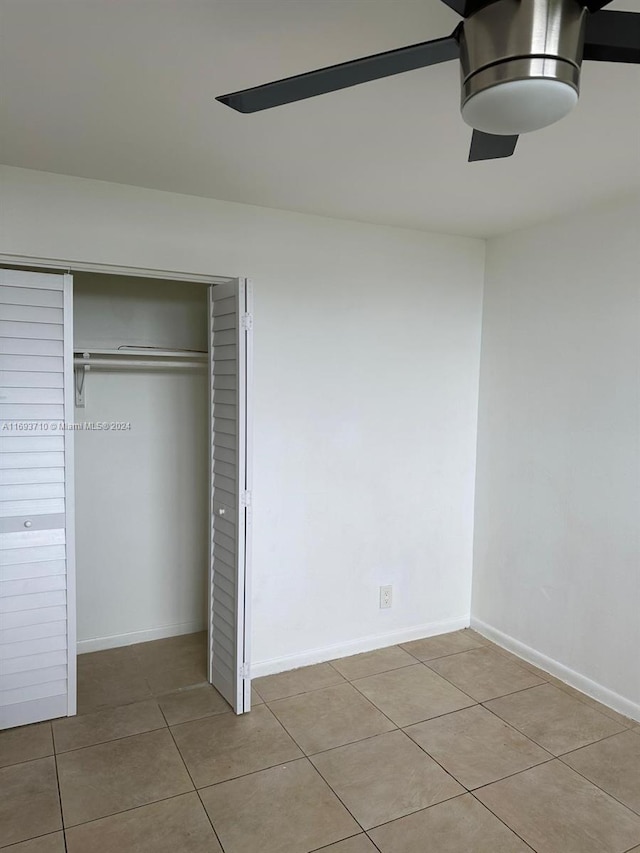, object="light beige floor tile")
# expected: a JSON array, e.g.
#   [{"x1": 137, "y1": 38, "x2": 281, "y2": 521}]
[
  {"x1": 311, "y1": 730, "x2": 463, "y2": 829},
  {"x1": 331, "y1": 646, "x2": 416, "y2": 681},
  {"x1": 481, "y1": 644, "x2": 551, "y2": 679},
  {"x1": 463, "y1": 628, "x2": 489, "y2": 644},
  {"x1": 0, "y1": 757, "x2": 62, "y2": 847},
  {"x1": 269, "y1": 683, "x2": 395, "y2": 754},
  {"x1": 317, "y1": 836, "x2": 379, "y2": 852},
  {"x1": 253, "y1": 662, "x2": 345, "y2": 702},
  {"x1": 57, "y1": 728, "x2": 193, "y2": 826},
  {"x1": 0, "y1": 722, "x2": 52, "y2": 768},
  {"x1": 485, "y1": 683, "x2": 627, "y2": 755},
  {"x1": 77, "y1": 645, "x2": 151, "y2": 713},
  {"x1": 426, "y1": 647, "x2": 544, "y2": 702},
  {"x1": 53, "y1": 699, "x2": 165, "y2": 752},
  {"x1": 353, "y1": 664, "x2": 474, "y2": 728},
  {"x1": 400, "y1": 629, "x2": 486, "y2": 662},
  {"x1": 369, "y1": 793, "x2": 531, "y2": 852},
  {"x1": 475, "y1": 760, "x2": 640, "y2": 853},
  {"x1": 171, "y1": 703, "x2": 302, "y2": 787},
  {"x1": 132, "y1": 631, "x2": 208, "y2": 694},
  {"x1": 405, "y1": 704, "x2": 550, "y2": 789},
  {"x1": 158, "y1": 684, "x2": 230, "y2": 726},
  {"x1": 200, "y1": 758, "x2": 359, "y2": 853},
  {"x1": 65, "y1": 792, "x2": 222, "y2": 853},
  {"x1": 4, "y1": 833, "x2": 65, "y2": 853},
  {"x1": 562, "y1": 729, "x2": 640, "y2": 814},
  {"x1": 546, "y1": 675, "x2": 636, "y2": 728},
  {"x1": 251, "y1": 687, "x2": 264, "y2": 706}
]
